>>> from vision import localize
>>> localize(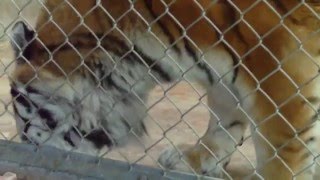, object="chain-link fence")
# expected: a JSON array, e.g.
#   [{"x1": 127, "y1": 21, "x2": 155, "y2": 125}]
[{"x1": 1, "y1": 0, "x2": 320, "y2": 179}]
